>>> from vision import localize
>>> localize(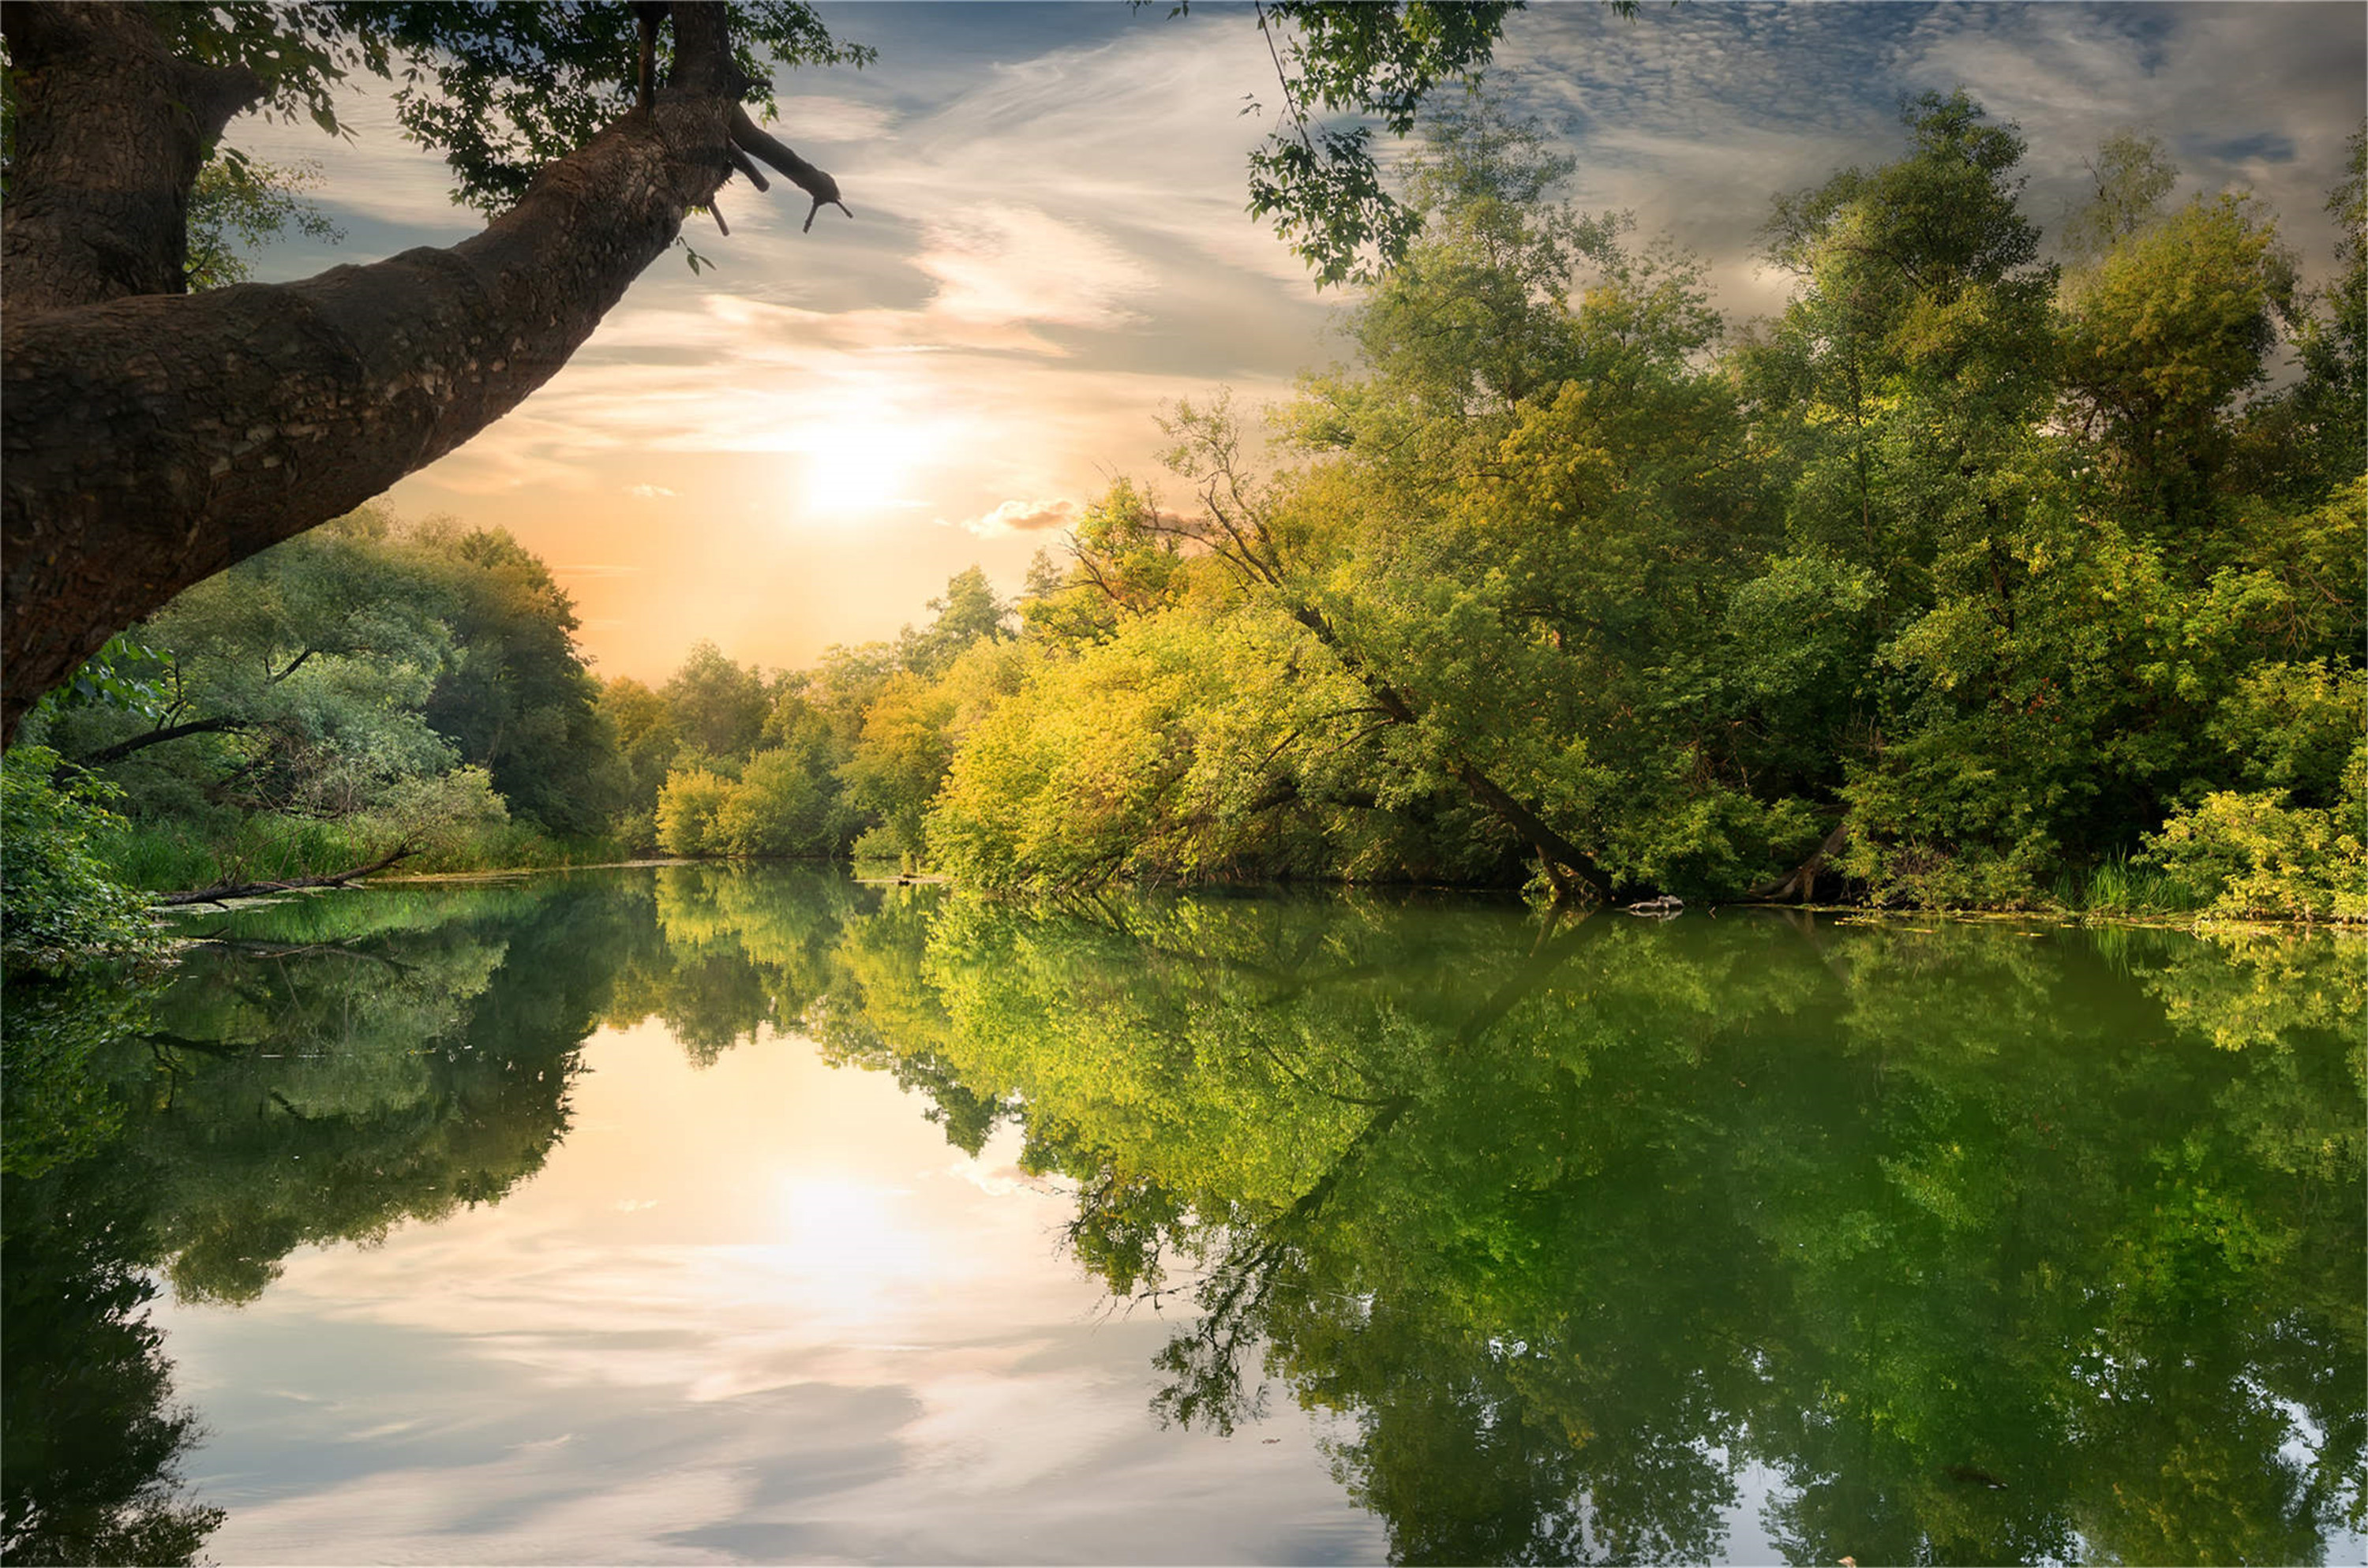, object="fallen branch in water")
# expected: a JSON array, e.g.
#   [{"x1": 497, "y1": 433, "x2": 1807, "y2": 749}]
[{"x1": 153, "y1": 845, "x2": 416, "y2": 907}]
